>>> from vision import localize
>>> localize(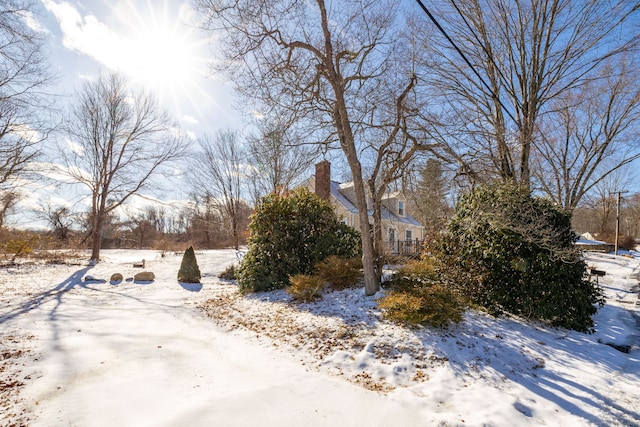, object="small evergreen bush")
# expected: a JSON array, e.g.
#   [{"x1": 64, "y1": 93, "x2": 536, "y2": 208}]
[
  {"x1": 434, "y1": 182, "x2": 604, "y2": 332},
  {"x1": 218, "y1": 264, "x2": 237, "y2": 280},
  {"x1": 315, "y1": 256, "x2": 363, "y2": 290},
  {"x1": 177, "y1": 246, "x2": 201, "y2": 283},
  {"x1": 379, "y1": 285, "x2": 464, "y2": 327},
  {"x1": 378, "y1": 260, "x2": 465, "y2": 328},
  {"x1": 287, "y1": 274, "x2": 325, "y2": 302},
  {"x1": 237, "y1": 188, "x2": 361, "y2": 293}
]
